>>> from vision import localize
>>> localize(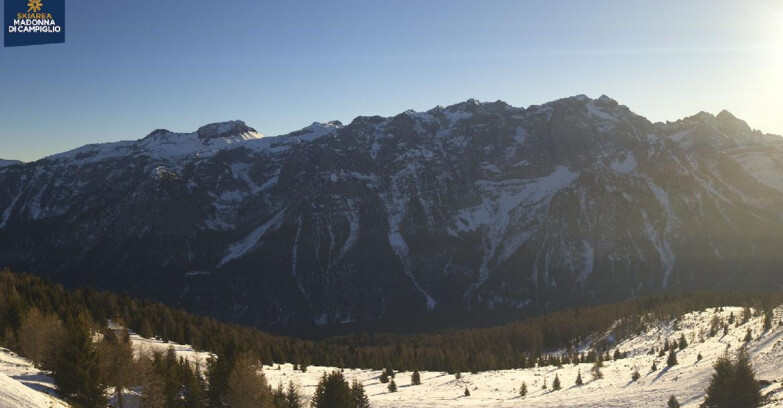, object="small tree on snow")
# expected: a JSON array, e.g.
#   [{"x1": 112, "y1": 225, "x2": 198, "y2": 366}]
[
  {"x1": 519, "y1": 382, "x2": 527, "y2": 397},
  {"x1": 387, "y1": 379, "x2": 397, "y2": 393},
  {"x1": 667, "y1": 395, "x2": 680, "y2": 408},
  {"x1": 631, "y1": 368, "x2": 640, "y2": 381},
  {"x1": 667, "y1": 349, "x2": 678, "y2": 367},
  {"x1": 411, "y1": 369, "x2": 421, "y2": 386},
  {"x1": 591, "y1": 358, "x2": 603, "y2": 380},
  {"x1": 575, "y1": 369, "x2": 583, "y2": 385},
  {"x1": 552, "y1": 374, "x2": 561, "y2": 390},
  {"x1": 679, "y1": 333, "x2": 688, "y2": 350},
  {"x1": 464, "y1": 387, "x2": 470, "y2": 397}
]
